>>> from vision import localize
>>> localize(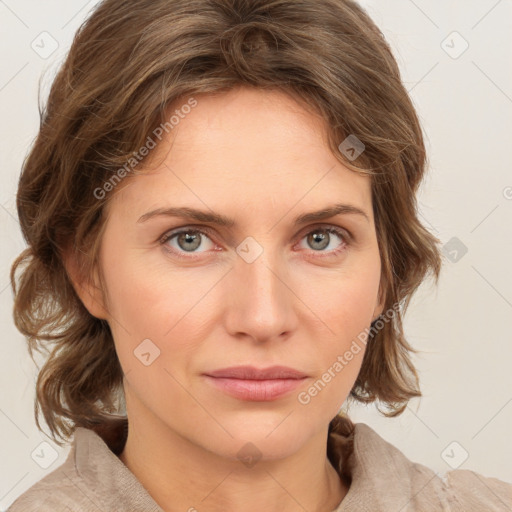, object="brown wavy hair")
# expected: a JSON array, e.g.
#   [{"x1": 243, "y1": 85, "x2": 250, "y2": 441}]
[{"x1": 10, "y1": 0, "x2": 442, "y2": 446}]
